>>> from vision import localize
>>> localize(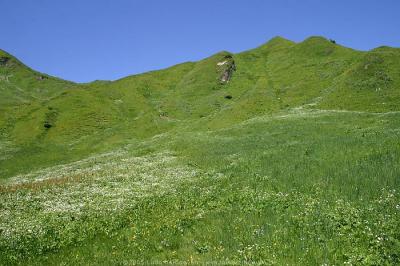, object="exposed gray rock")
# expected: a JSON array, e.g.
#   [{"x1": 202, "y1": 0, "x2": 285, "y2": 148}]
[{"x1": 217, "y1": 55, "x2": 236, "y2": 84}]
